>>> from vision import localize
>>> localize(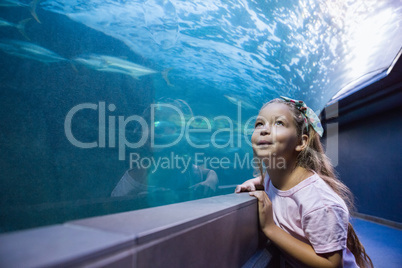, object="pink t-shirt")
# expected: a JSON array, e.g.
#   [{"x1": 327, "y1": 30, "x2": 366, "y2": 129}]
[{"x1": 264, "y1": 173, "x2": 359, "y2": 267}]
